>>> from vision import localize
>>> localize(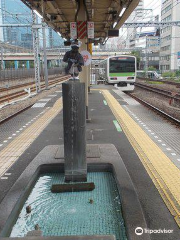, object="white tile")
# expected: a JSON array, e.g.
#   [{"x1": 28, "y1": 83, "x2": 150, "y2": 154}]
[
  {"x1": 4, "y1": 173, "x2": 11, "y2": 176},
  {"x1": 32, "y1": 103, "x2": 47, "y2": 108},
  {"x1": 1, "y1": 177, "x2": 8, "y2": 180},
  {"x1": 38, "y1": 98, "x2": 51, "y2": 102}
]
